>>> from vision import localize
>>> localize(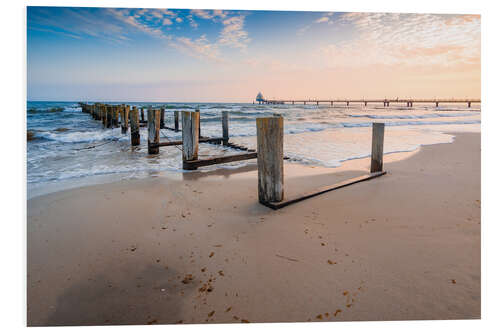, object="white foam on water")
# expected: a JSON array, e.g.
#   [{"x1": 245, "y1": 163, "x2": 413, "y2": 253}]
[{"x1": 27, "y1": 102, "x2": 481, "y2": 190}]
